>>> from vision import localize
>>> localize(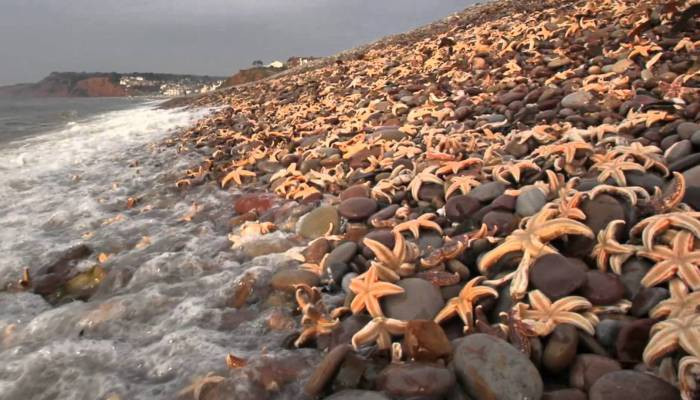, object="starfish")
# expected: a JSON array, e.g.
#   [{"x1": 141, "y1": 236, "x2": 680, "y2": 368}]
[
  {"x1": 592, "y1": 220, "x2": 638, "y2": 275},
  {"x1": 372, "y1": 180, "x2": 399, "y2": 203},
  {"x1": 270, "y1": 162, "x2": 302, "y2": 182},
  {"x1": 514, "y1": 125, "x2": 559, "y2": 144},
  {"x1": 434, "y1": 277, "x2": 498, "y2": 333},
  {"x1": 177, "y1": 372, "x2": 226, "y2": 400},
  {"x1": 349, "y1": 265, "x2": 405, "y2": 317},
  {"x1": 631, "y1": 212, "x2": 700, "y2": 251},
  {"x1": 610, "y1": 141, "x2": 668, "y2": 175},
  {"x1": 407, "y1": 166, "x2": 444, "y2": 201},
  {"x1": 436, "y1": 158, "x2": 483, "y2": 176},
  {"x1": 550, "y1": 190, "x2": 586, "y2": 221},
  {"x1": 515, "y1": 290, "x2": 596, "y2": 336},
  {"x1": 627, "y1": 40, "x2": 662, "y2": 59},
  {"x1": 651, "y1": 279, "x2": 700, "y2": 319},
  {"x1": 444, "y1": 175, "x2": 481, "y2": 198},
  {"x1": 221, "y1": 167, "x2": 256, "y2": 188},
  {"x1": 679, "y1": 355, "x2": 700, "y2": 400},
  {"x1": 478, "y1": 208, "x2": 593, "y2": 299},
  {"x1": 648, "y1": 172, "x2": 687, "y2": 213},
  {"x1": 592, "y1": 158, "x2": 646, "y2": 186},
  {"x1": 492, "y1": 161, "x2": 541, "y2": 185},
  {"x1": 644, "y1": 314, "x2": 700, "y2": 366},
  {"x1": 393, "y1": 213, "x2": 443, "y2": 238},
  {"x1": 362, "y1": 231, "x2": 416, "y2": 282},
  {"x1": 300, "y1": 253, "x2": 329, "y2": 276},
  {"x1": 637, "y1": 231, "x2": 700, "y2": 290},
  {"x1": 587, "y1": 185, "x2": 647, "y2": 206},
  {"x1": 294, "y1": 284, "x2": 339, "y2": 347},
  {"x1": 535, "y1": 141, "x2": 593, "y2": 164},
  {"x1": 351, "y1": 316, "x2": 407, "y2": 350}
]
